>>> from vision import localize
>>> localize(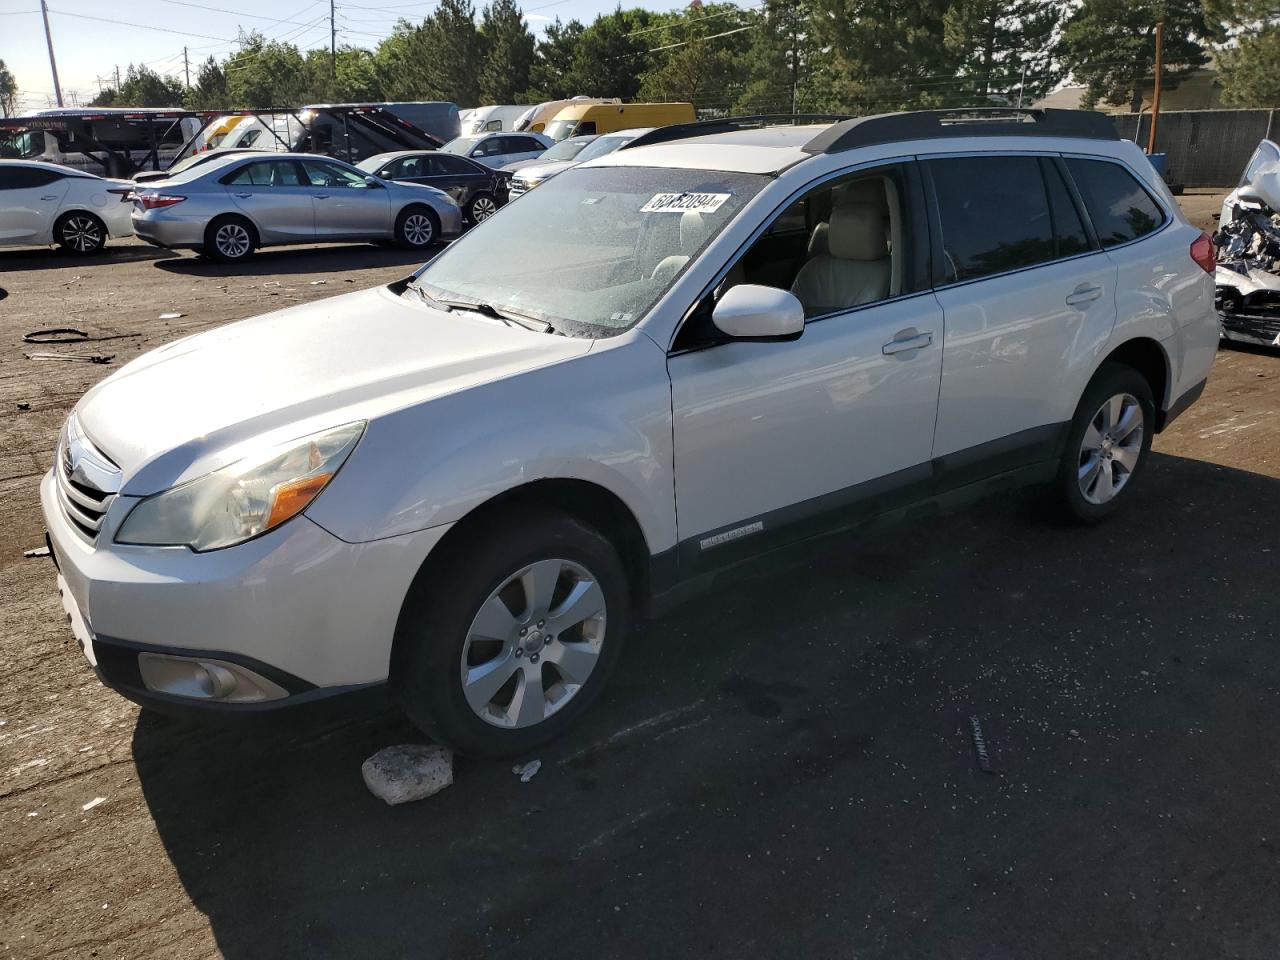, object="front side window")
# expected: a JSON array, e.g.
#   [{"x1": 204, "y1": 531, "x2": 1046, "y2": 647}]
[
  {"x1": 471, "y1": 137, "x2": 502, "y2": 158},
  {"x1": 708, "y1": 164, "x2": 916, "y2": 321},
  {"x1": 1065, "y1": 158, "x2": 1165, "y2": 248},
  {"x1": 412, "y1": 166, "x2": 766, "y2": 336},
  {"x1": 440, "y1": 137, "x2": 477, "y2": 156},
  {"x1": 1242, "y1": 140, "x2": 1279, "y2": 185},
  {"x1": 575, "y1": 135, "x2": 632, "y2": 163},
  {"x1": 930, "y1": 156, "x2": 1056, "y2": 281},
  {"x1": 301, "y1": 159, "x2": 371, "y2": 188},
  {"x1": 544, "y1": 119, "x2": 577, "y2": 141}
]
